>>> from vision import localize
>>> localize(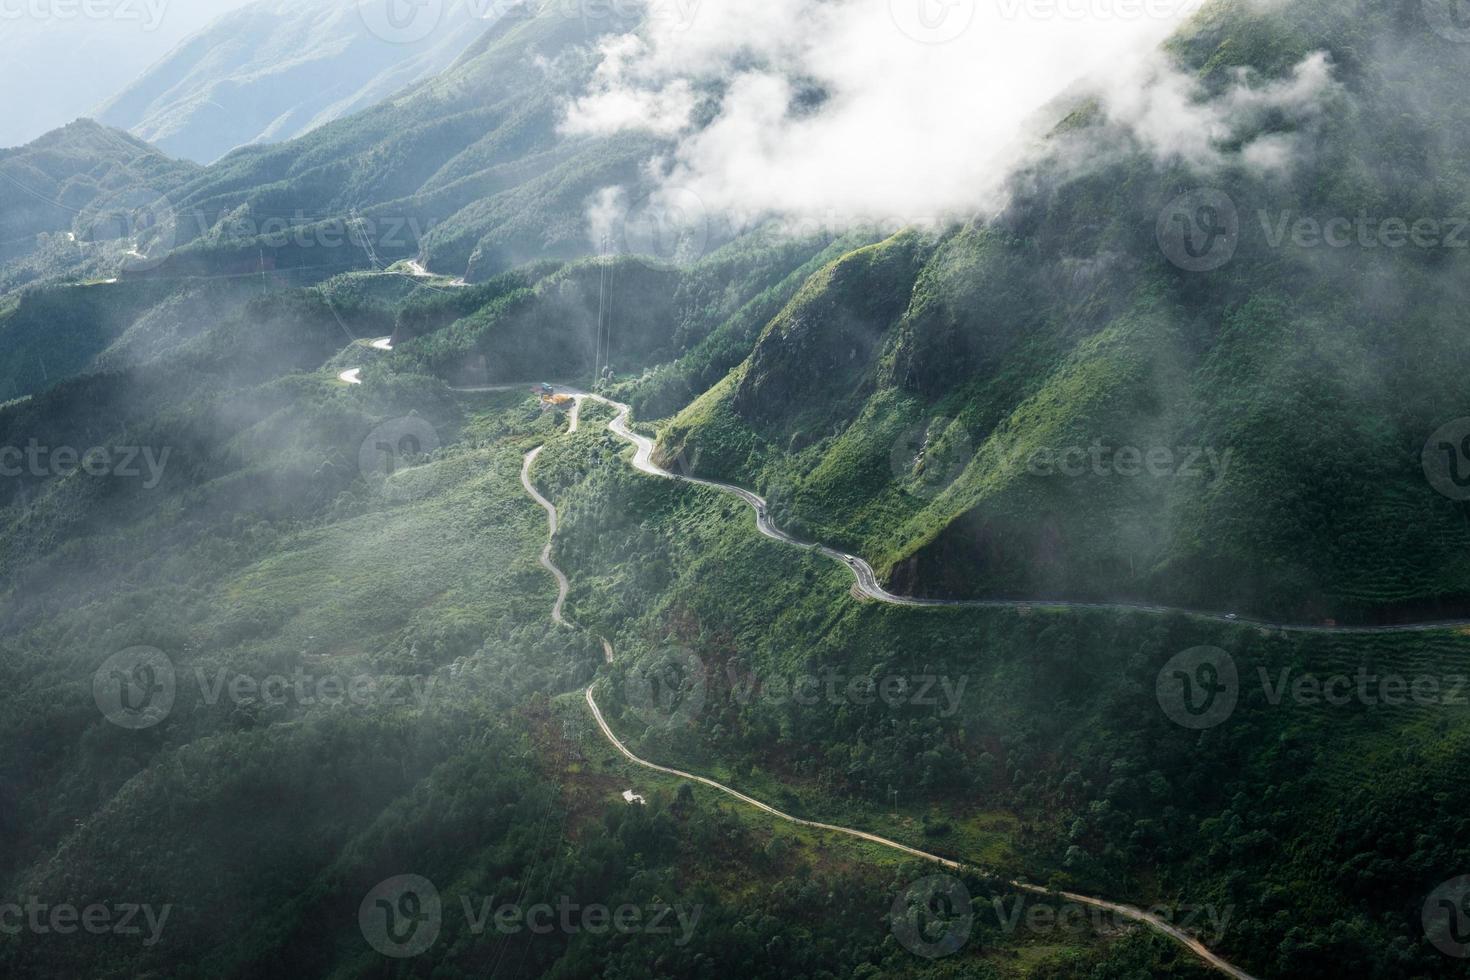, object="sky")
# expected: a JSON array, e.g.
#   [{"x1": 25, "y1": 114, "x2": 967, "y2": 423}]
[
  {"x1": 0, "y1": 0, "x2": 258, "y2": 148},
  {"x1": 0, "y1": 0, "x2": 1332, "y2": 235}
]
